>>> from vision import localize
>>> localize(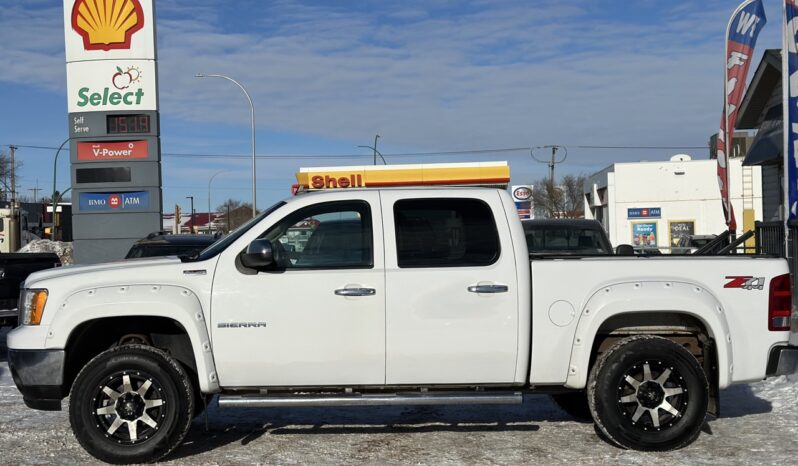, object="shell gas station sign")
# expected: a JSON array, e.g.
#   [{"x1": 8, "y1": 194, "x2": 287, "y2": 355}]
[
  {"x1": 63, "y1": 0, "x2": 156, "y2": 61},
  {"x1": 296, "y1": 162, "x2": 511, "y2": 191},
  {"x1": 64, "y1": 0, "x2": 162, "y2": 264}
]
